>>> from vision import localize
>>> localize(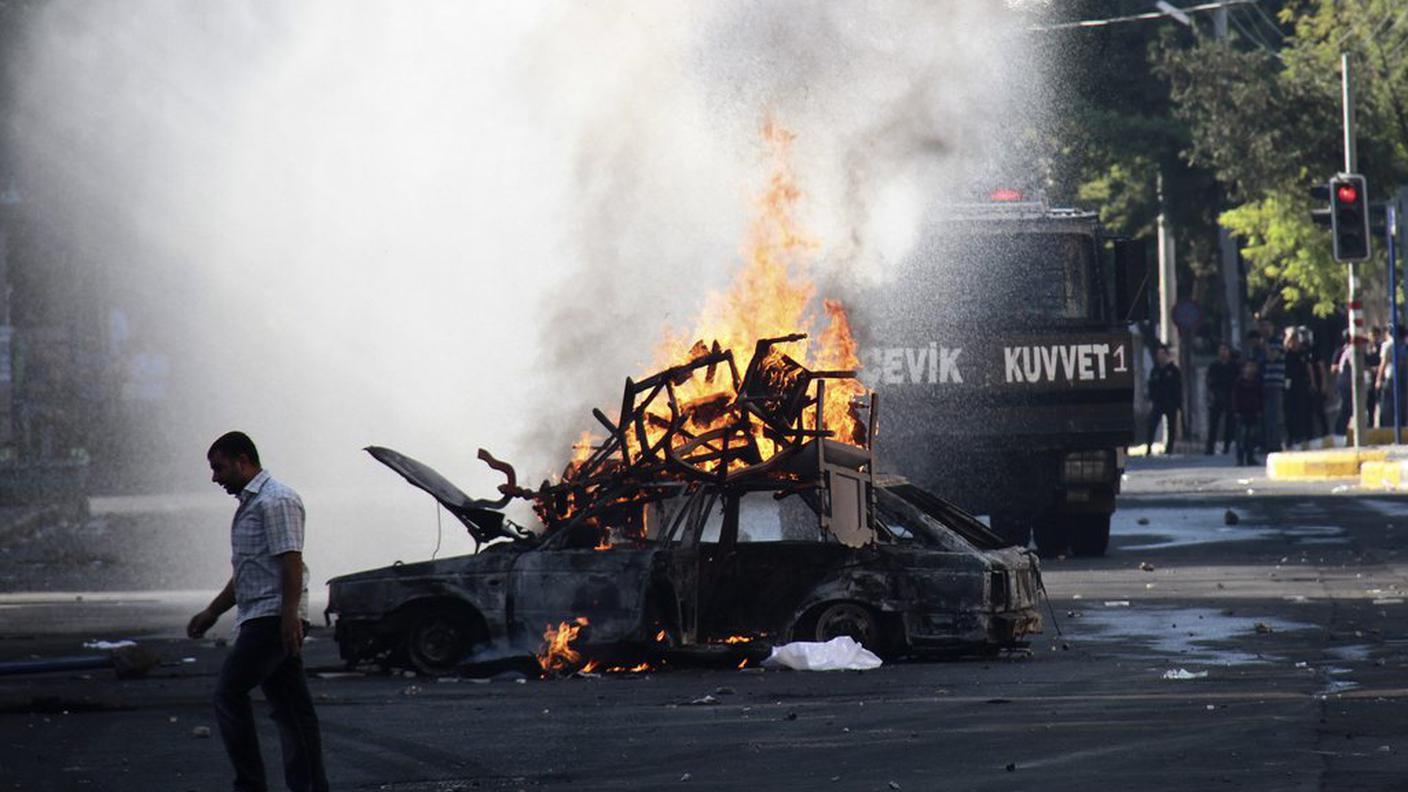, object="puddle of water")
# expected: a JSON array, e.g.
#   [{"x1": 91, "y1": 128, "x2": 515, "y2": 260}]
[
  {"x1": 1325, "y1": 644, "x2": 1373, "y2": 662},
  {"x1": 1071, "y1": 605, "x2": 1316, "y2": 666},
  {"x1": 1322, "y1": 678, "x2": 1361, "y2": 694},
  {"x1": 1114, "y1": 508, "x2": 1345, "y2": 551}
]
